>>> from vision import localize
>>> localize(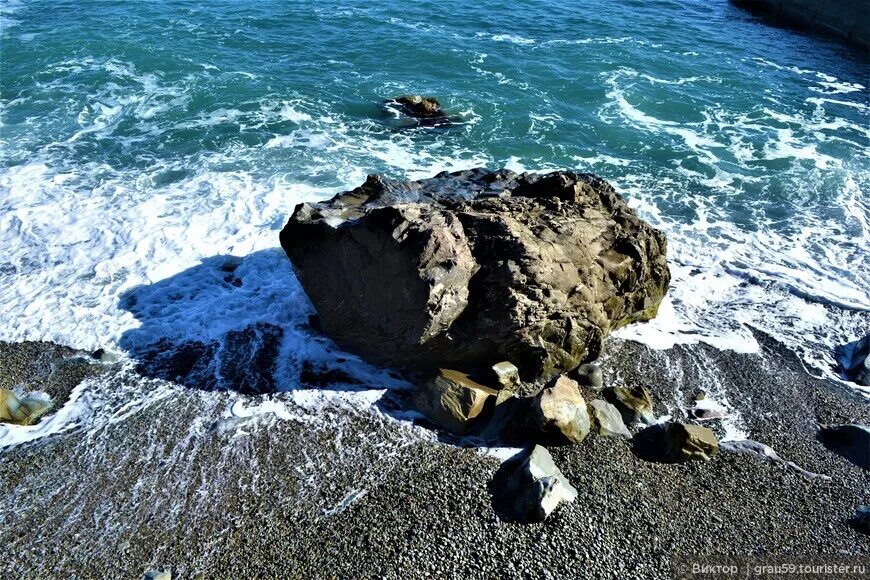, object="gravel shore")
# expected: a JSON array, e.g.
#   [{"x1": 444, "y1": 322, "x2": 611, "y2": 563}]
[{"x1": 1, "y1": 333, "x2": 868, "y2": 578}]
